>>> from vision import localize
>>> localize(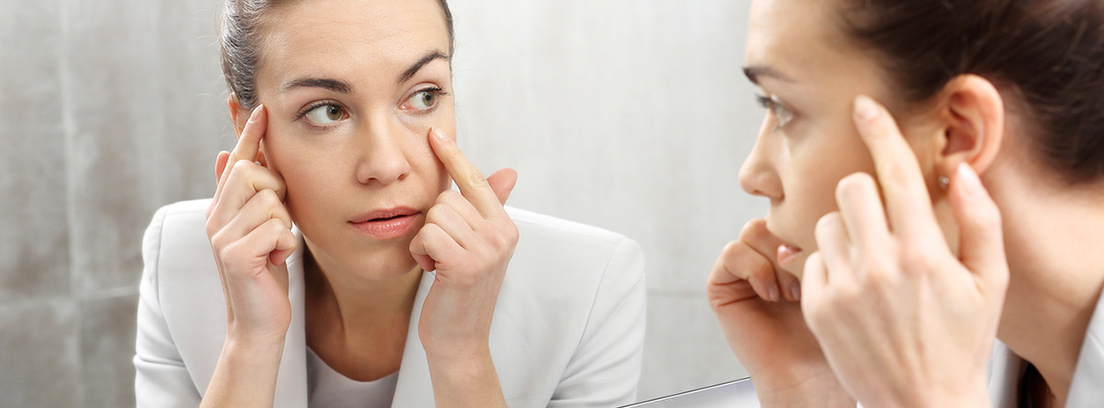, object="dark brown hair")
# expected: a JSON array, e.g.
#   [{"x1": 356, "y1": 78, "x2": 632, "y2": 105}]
[
  {"x1": 841, "y1": 0, "x2": 1104, "y2": 184},
  {"x1": 219, "y1": 0, "x2": 454, "y2": 114}
]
